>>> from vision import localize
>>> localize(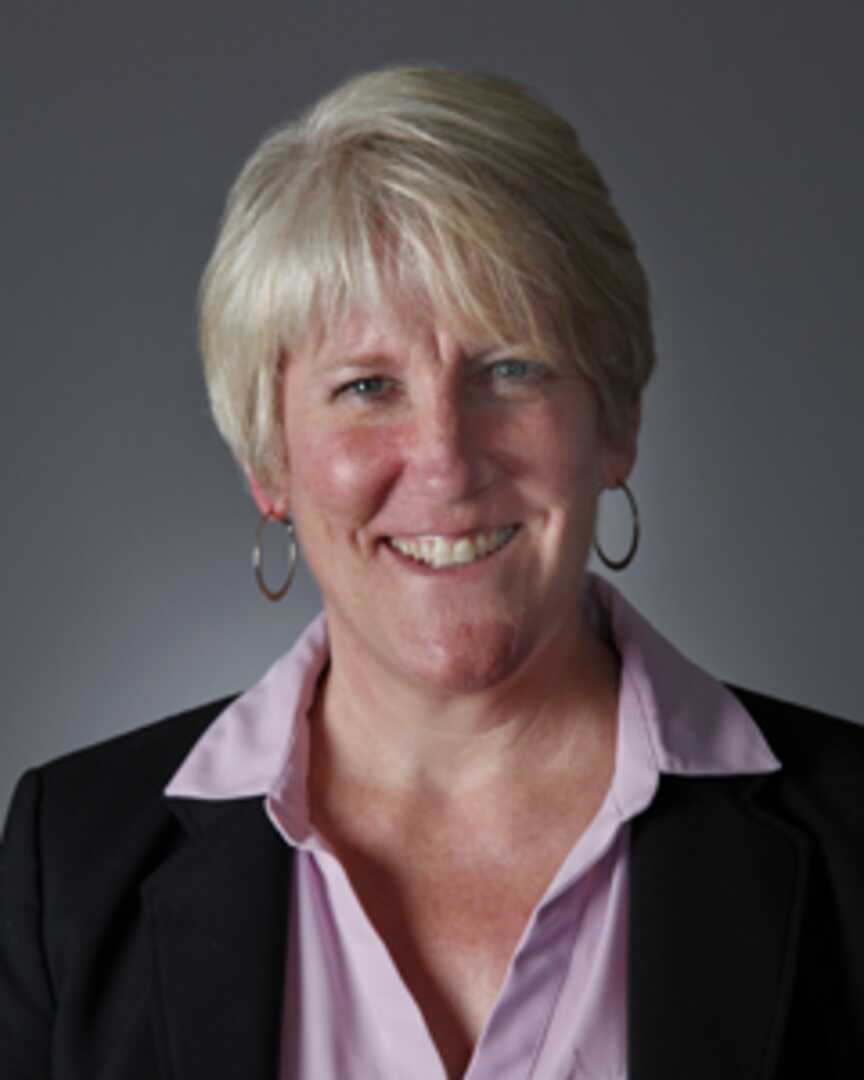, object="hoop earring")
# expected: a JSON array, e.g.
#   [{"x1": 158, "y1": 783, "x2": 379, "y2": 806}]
[
  {"x1": 593, "y1": 481, "x2": 640, "y2": 571},
  {"x1": 253, "y1": 513, "x2": 297, "y2": 602}
]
